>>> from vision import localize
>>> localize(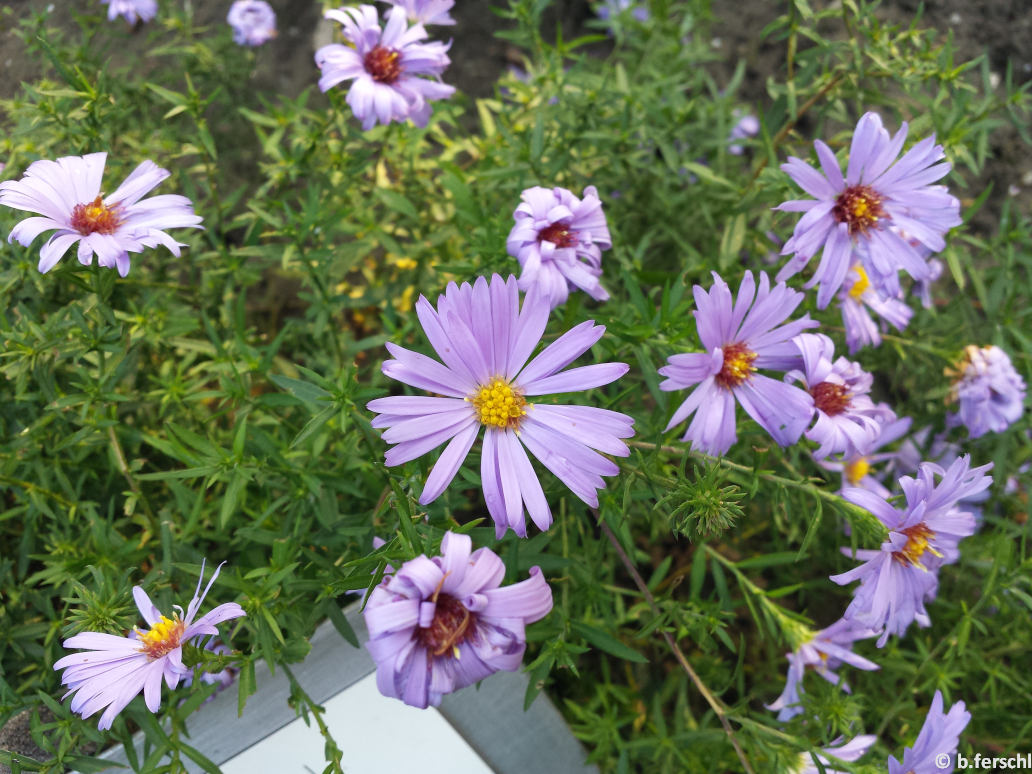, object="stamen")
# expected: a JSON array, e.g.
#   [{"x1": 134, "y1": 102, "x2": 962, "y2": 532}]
[
  {"x1": 538, "y1": 222, "x2": 578, "y2": 248},
  {"x1": 415, "y1": 594, "x2": 474, "y2": 657},
  {"x1": 70, "y1": 195, "x2": 122, "y2": 236},
  {"x1": 714, "y1": 342, "x2": 757, "y2": 389},
  {"x1": 832, "y1": 185, "x2": 885, "y2": 236},
  {"x1": 135, "y1": 615, "x2": 185, "y2": 660},
  {"x1": 470, "y1": 378, "x2": 526, "y2": 429},
  {"x1": 811, "y1": 381, "x2": 851, "y2": 415},
  {"x1": 893, "y1": 522, "x2": 942, "y2": 567},
  {"x1": 363, "y1": 45, "x2": 402, "y2": 84}
]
